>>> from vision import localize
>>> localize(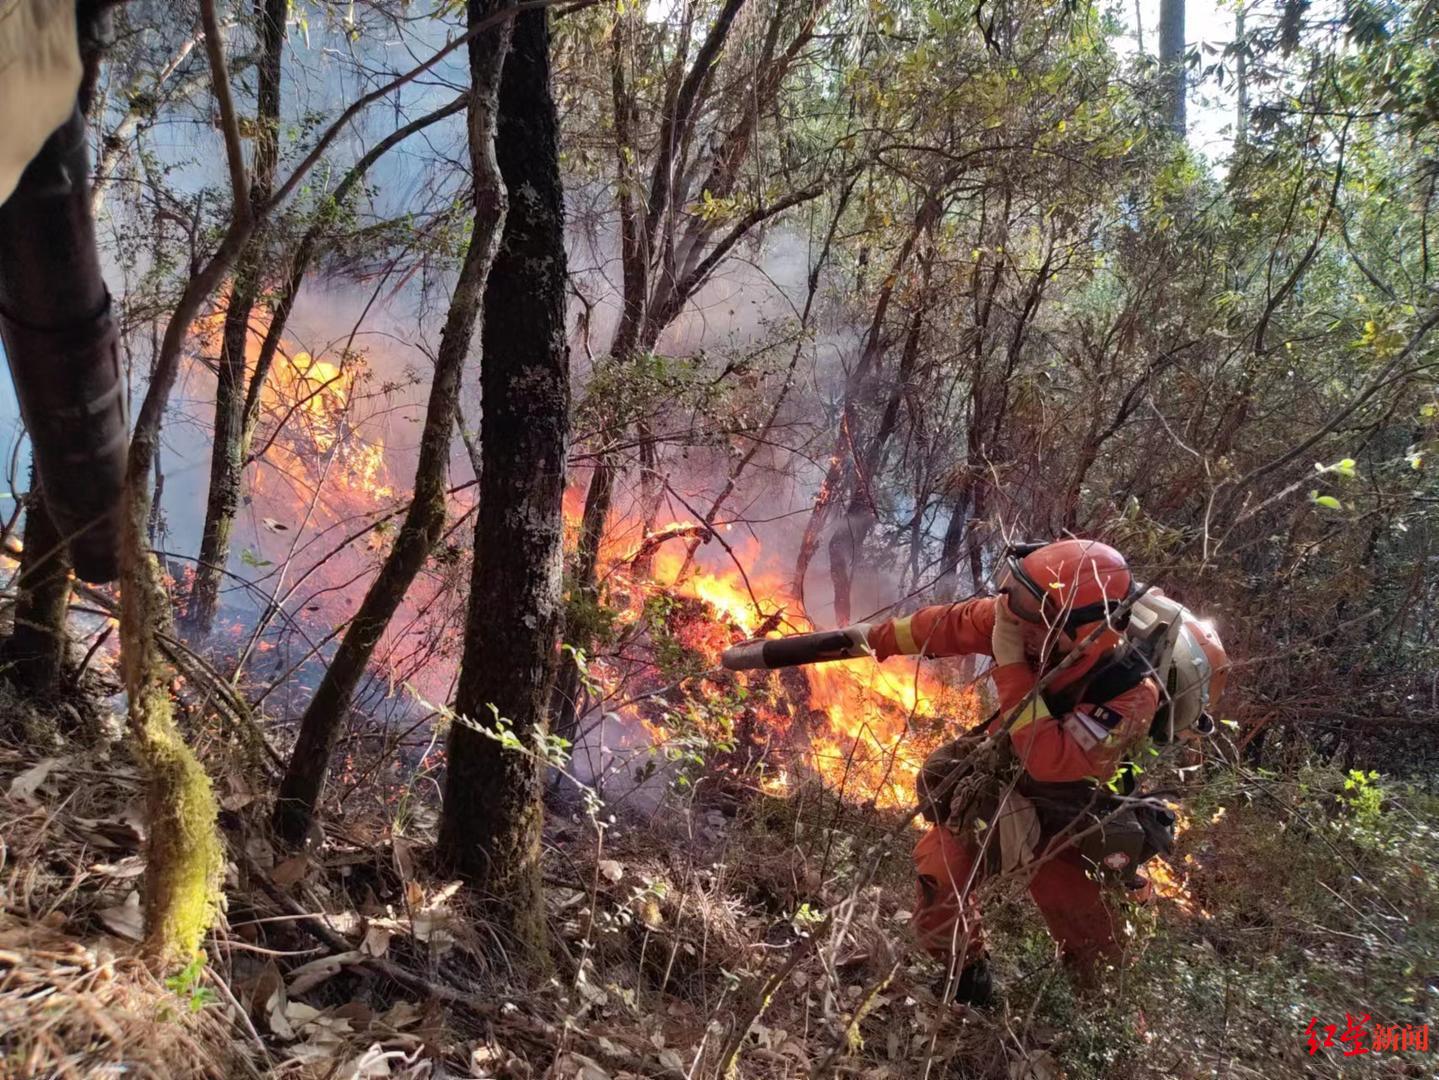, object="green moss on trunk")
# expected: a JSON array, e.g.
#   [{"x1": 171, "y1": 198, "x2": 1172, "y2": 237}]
[
  {"x1": 138, "y1": 717, "x2": 223, "y2": 958},
  {"x1": 121, "y1": 494, "x2": 222, "y2": 963}
]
